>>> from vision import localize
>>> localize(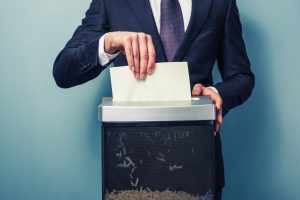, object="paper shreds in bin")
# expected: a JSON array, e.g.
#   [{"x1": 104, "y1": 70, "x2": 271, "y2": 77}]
[{"x1": 105, "y1": 189, "x2": 212, "y2": 200}]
